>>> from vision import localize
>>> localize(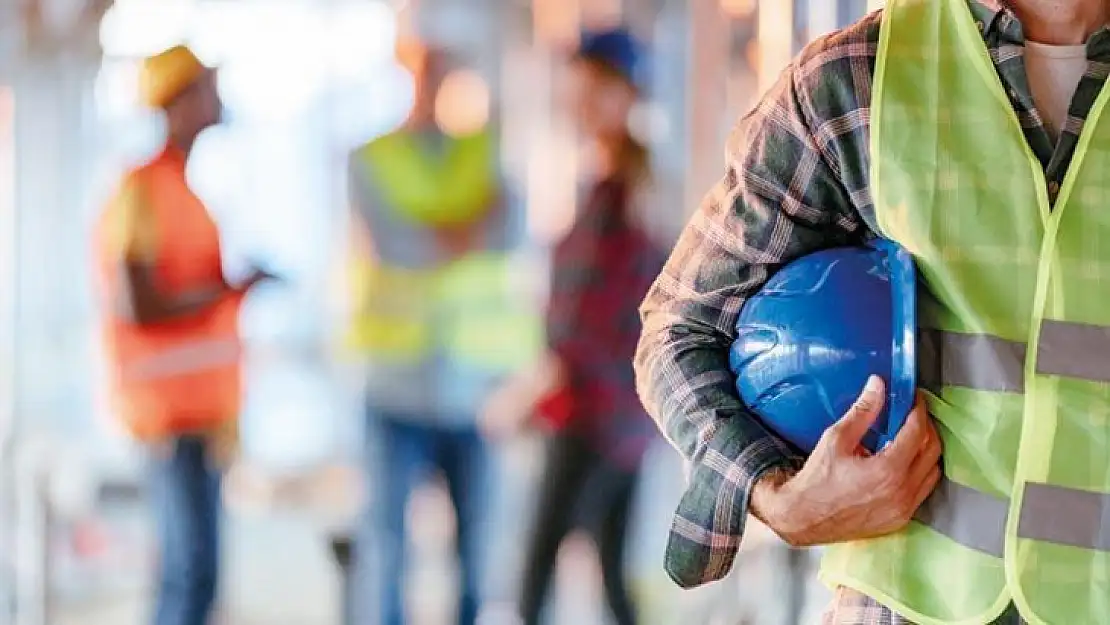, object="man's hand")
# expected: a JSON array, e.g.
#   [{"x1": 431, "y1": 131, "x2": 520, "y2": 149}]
[
  {"x1": 208, "y1": 417, "x2": 240, "y2": 469},
  {"x1": 479, "y1": 375, "x2": 537, "y2": 441},
  {"x1": 751, "y1": 375, "x2": 942, "y2": 547},
  {"x1": 479, "y1": 353, "x2": 566, "y2": 441}
]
